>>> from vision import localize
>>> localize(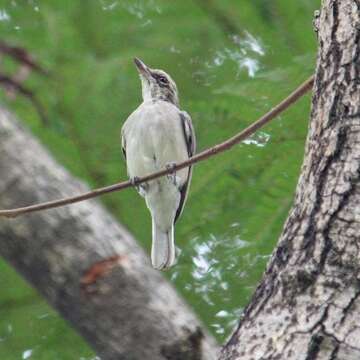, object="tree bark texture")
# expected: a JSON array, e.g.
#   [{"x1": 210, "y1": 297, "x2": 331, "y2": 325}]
[
  {"x1": 221, "y1": 1, "x2": 360, "y2": 359},
  {"x1": 0, "y1": 108, "x2": 218, "y2": 360}
]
